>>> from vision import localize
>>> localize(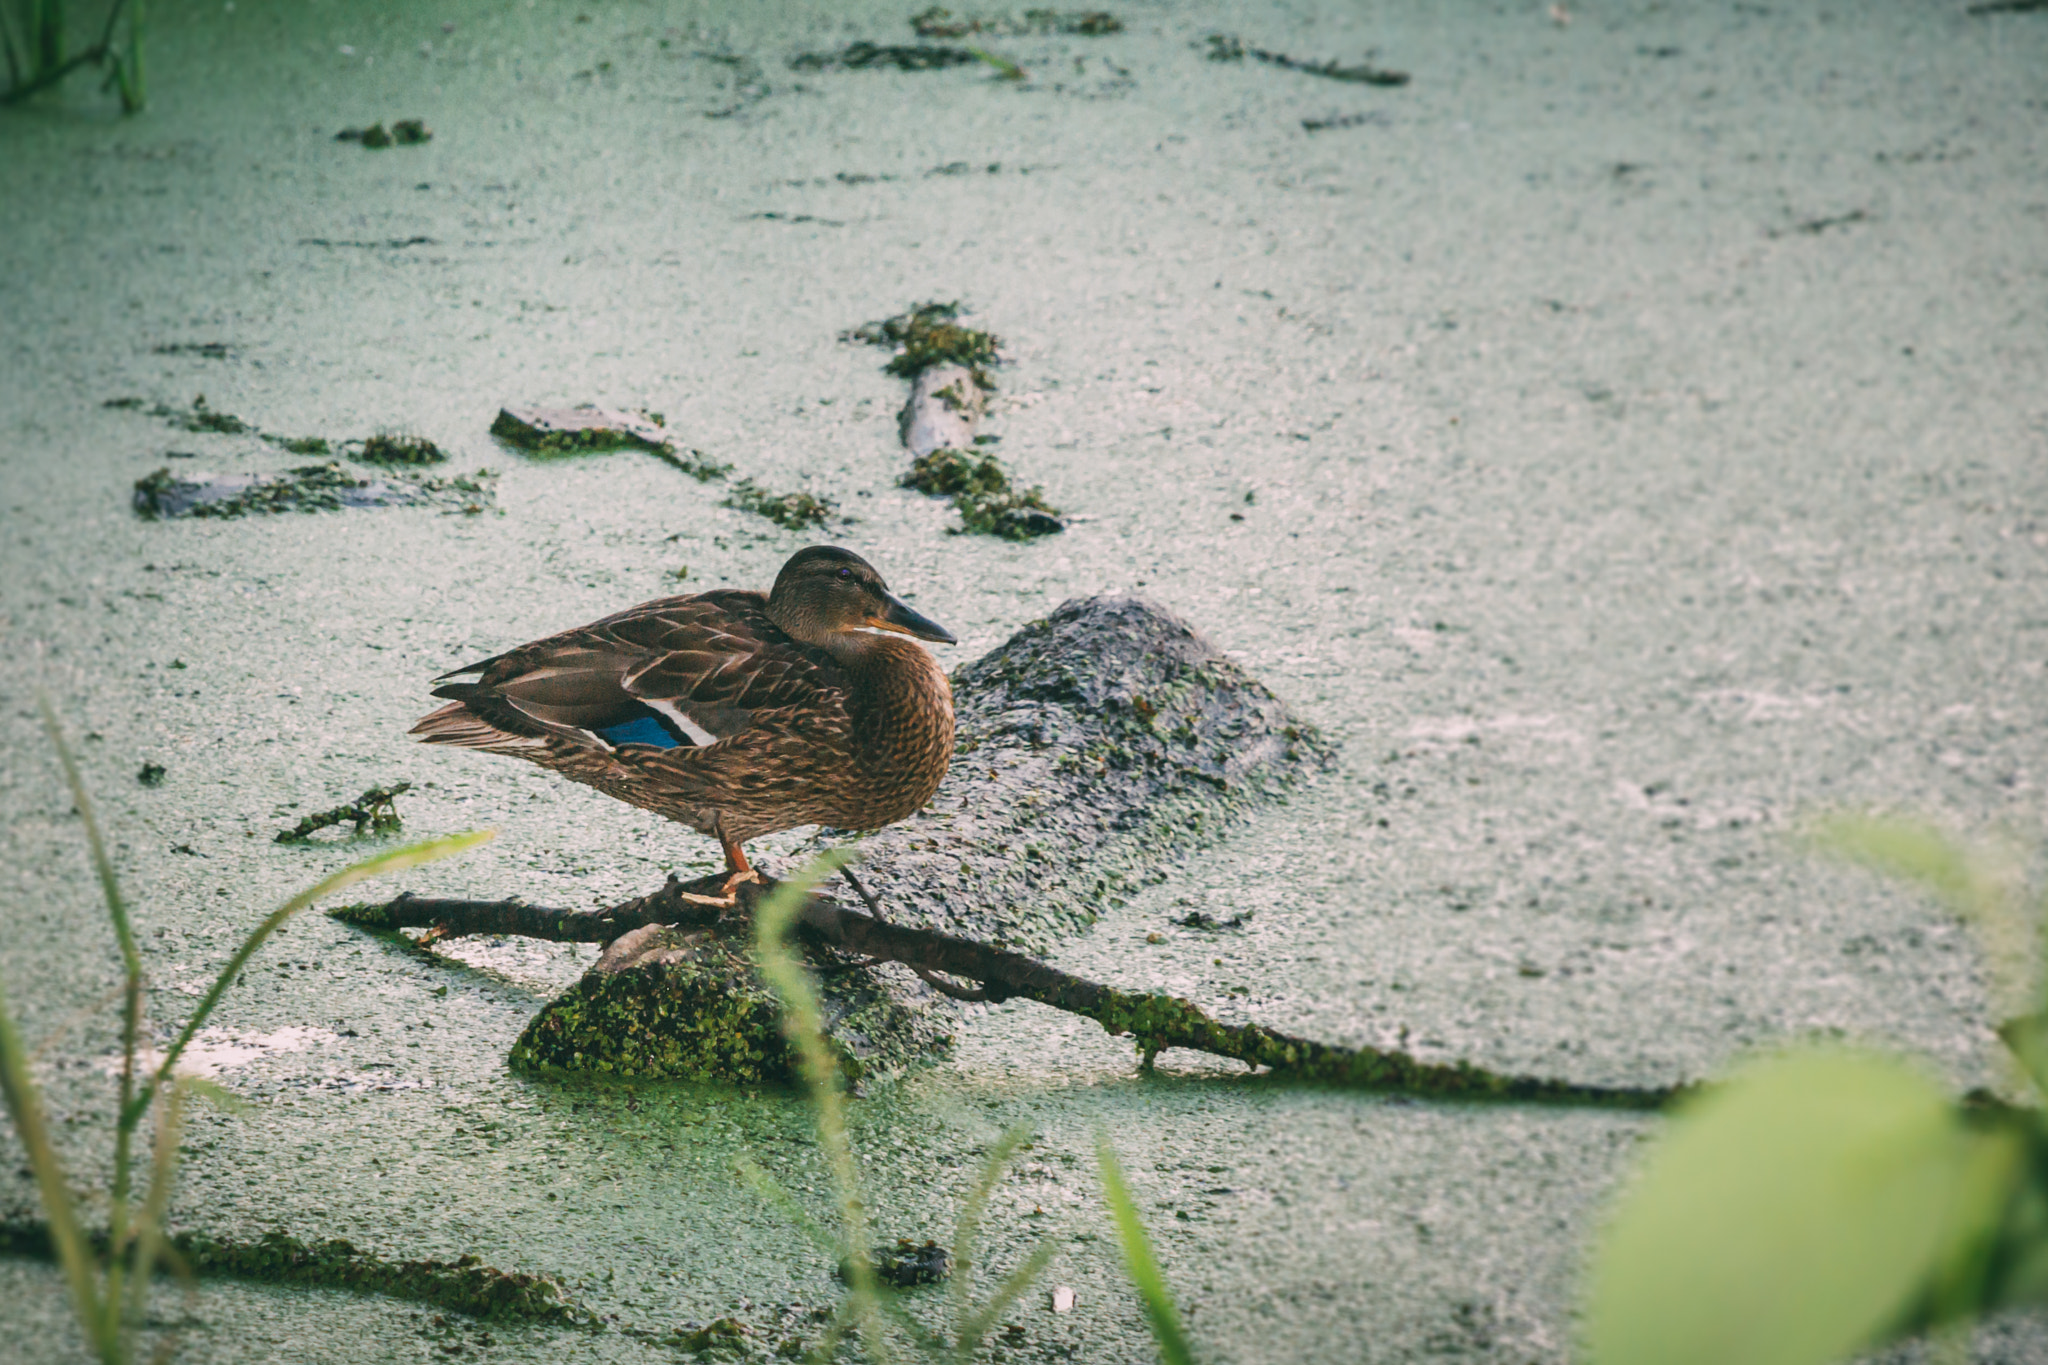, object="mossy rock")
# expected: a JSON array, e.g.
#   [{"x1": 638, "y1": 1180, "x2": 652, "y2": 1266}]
[{"x1": 510, "y1": 925, "x2": 950, "y2": 1083}]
